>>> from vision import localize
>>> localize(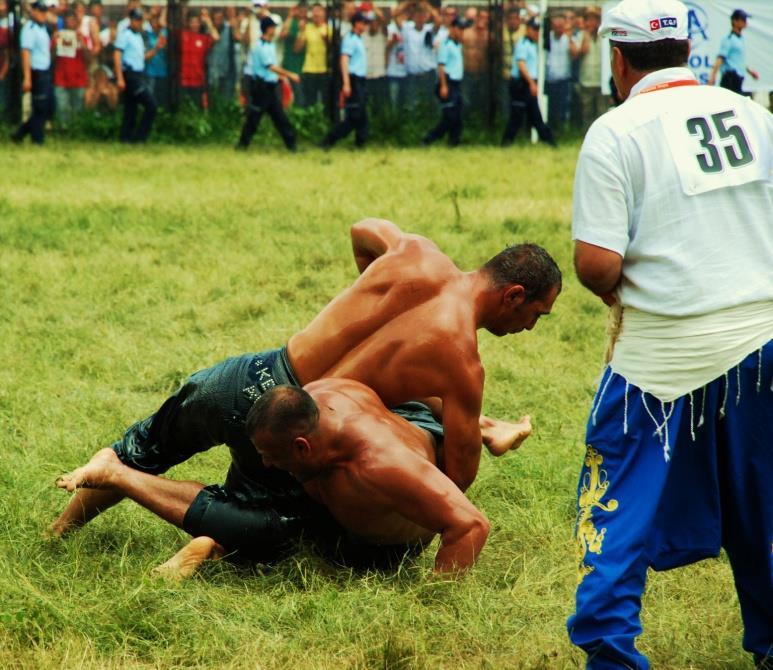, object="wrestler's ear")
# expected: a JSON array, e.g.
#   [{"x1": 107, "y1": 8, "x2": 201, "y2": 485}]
[
  {"x1": 293, "y1": 436, "x2": 312, "y2": 457},
  {"x1": 503, "y1": 284, "x2": 526, "y2": 308}
]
